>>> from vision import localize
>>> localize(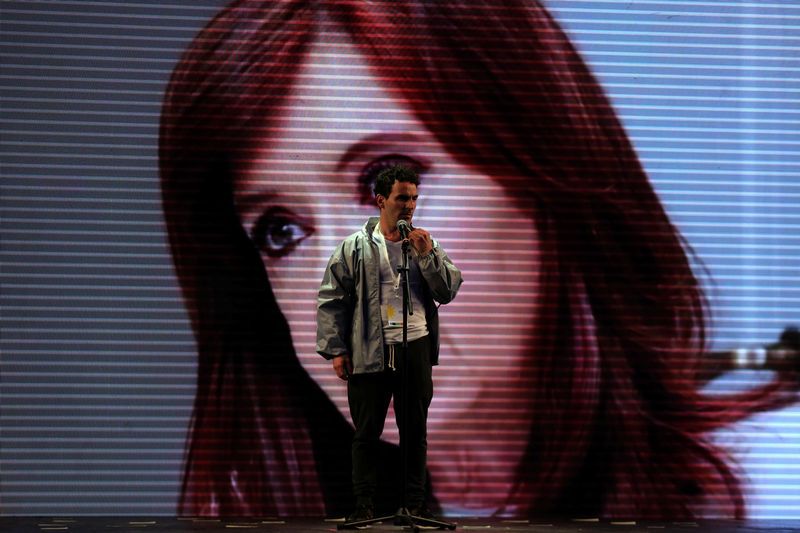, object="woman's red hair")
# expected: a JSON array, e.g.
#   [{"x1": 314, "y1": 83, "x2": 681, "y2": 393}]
[{"x1": 160, "y1": 0, "x2": 793, "y2": 519}]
